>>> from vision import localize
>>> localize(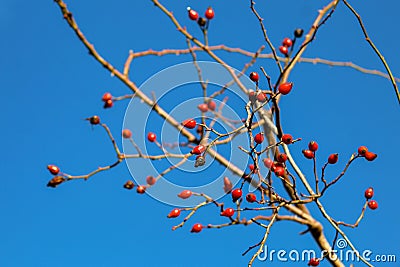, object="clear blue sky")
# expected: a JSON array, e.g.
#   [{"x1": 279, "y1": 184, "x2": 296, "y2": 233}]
[{"x1": 1, "y1": 0, "x2": 399, "y2": 266}]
